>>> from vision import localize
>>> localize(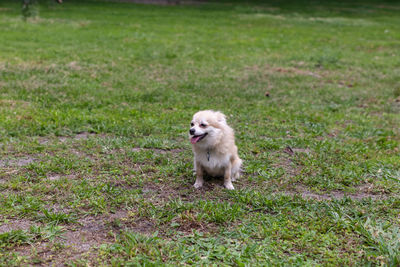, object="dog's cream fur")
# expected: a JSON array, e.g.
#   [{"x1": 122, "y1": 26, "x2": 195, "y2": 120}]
[{"x1": 189, "y1": 110, "x2": 242, "y2": 190}]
